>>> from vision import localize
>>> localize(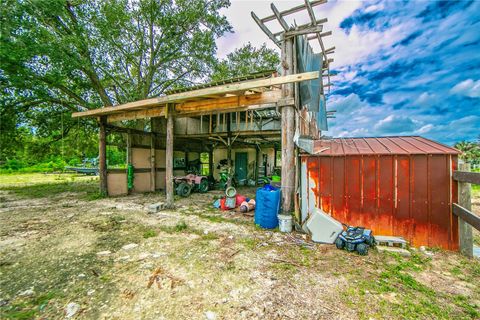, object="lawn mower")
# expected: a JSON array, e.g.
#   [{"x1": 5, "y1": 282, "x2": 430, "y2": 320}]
[
  {"x1": 335, "y1": 224, "x2": 375, "y2": 255},
  {"x1": 173, "y1": 173, "x2": 209, "y2": 197}
]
